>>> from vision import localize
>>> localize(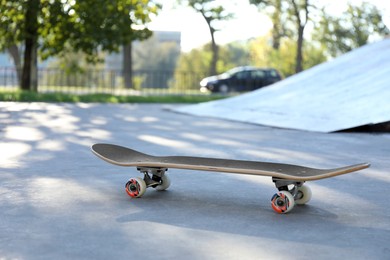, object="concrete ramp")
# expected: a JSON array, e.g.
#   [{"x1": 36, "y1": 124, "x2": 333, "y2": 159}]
[{"x1": 175, "y1": 39, "x2": 390, "y2": 132}]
